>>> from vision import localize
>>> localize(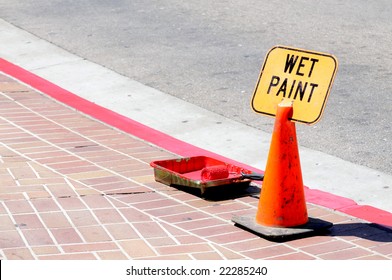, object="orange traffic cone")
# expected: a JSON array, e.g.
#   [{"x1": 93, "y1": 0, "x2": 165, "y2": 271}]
[
  {"x1": 232, "y1": 100, "x2": 332, "y2": 240},
  {"x1": 256, "y1": 100, "x2": 308, "y2": 227}
]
